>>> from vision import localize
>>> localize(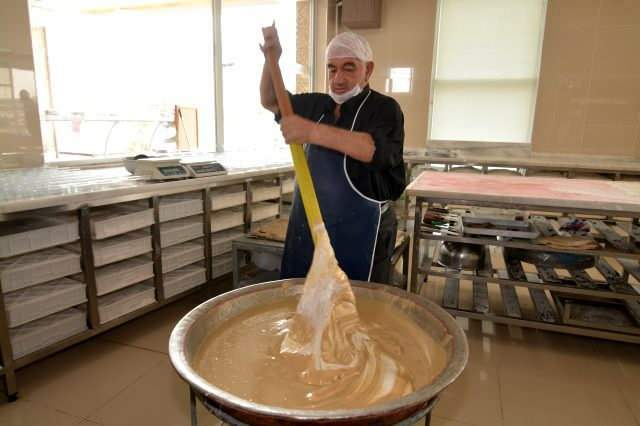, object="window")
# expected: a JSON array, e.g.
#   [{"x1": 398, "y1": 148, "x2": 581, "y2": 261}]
[
  {"x1": 429, "y1": 0, "x2": 546, "y2": 143},
  {"x1": 30, "y1": 0, "x2": 216, "y2": 160},
  {"x1": 220, "y1": 0, "x2": 313, "y2": 152},
  {"x1": 29, "y1": 0, "x2": 314, "y2": 160},
  {"x1": 387, "y1": 67, "x2": 413, "y2": 94}
]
